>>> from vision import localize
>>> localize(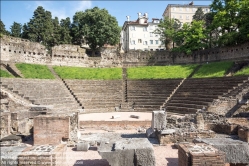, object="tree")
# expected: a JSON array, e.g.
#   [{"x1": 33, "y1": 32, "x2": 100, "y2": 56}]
[
  {"x1": 10, "y1": 22, "x2": 22, "y2": 37},
  {"x1": 59, "y1": 17, "x2": 72, "y2": 44},
  {"x1": 193, "y1": 7, "x2": 205, "y2": 21},
  {"x1": 72, "y1": 7, "x2": 120, "y2": 54},
  {"x1": 0, "y1": 20, "x2": 10, "y2": 36},
  {"x1": 154, "y1": 17, "x2": 181, "y2": 50},
  {"x1": 210, "y1": 0, "x2": 249, "y2": 46},
  {"x1": 173, "y1": 21, "x2": 207, "y2": 54},
  {"x1": 25, "y1": 6, "x2": 54, "y2": 49}
]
